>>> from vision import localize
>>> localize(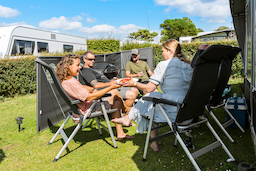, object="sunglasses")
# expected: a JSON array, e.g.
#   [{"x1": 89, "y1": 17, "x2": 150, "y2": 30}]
[{"x1": 86, "y1": 58, "x2": 95, "y2": 61}]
